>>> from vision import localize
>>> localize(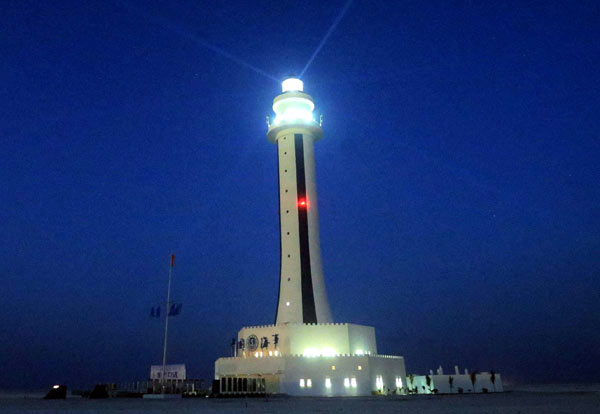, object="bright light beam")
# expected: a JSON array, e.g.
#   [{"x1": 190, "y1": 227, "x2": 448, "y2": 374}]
[
  {"x1": 117, "y1": 1, "x2": 279, "y2": 83},
  {"x1": 299, "y1": 0, "x2": 354, "y2": 78}
]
